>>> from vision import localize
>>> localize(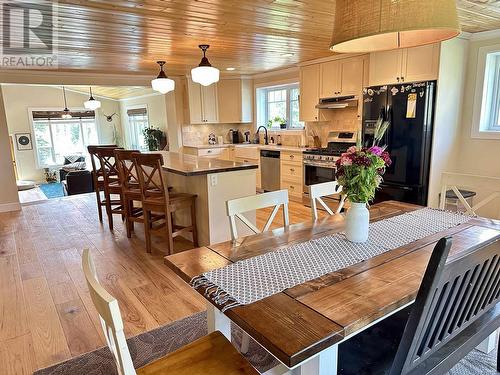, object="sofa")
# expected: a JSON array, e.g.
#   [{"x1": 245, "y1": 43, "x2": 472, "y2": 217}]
[
  {"x1": 62, "y1": 170, "x2": 94, "y2": 196},
  {"x1": 59, "y1": 155, "x2": 87, "y2": 181}
]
